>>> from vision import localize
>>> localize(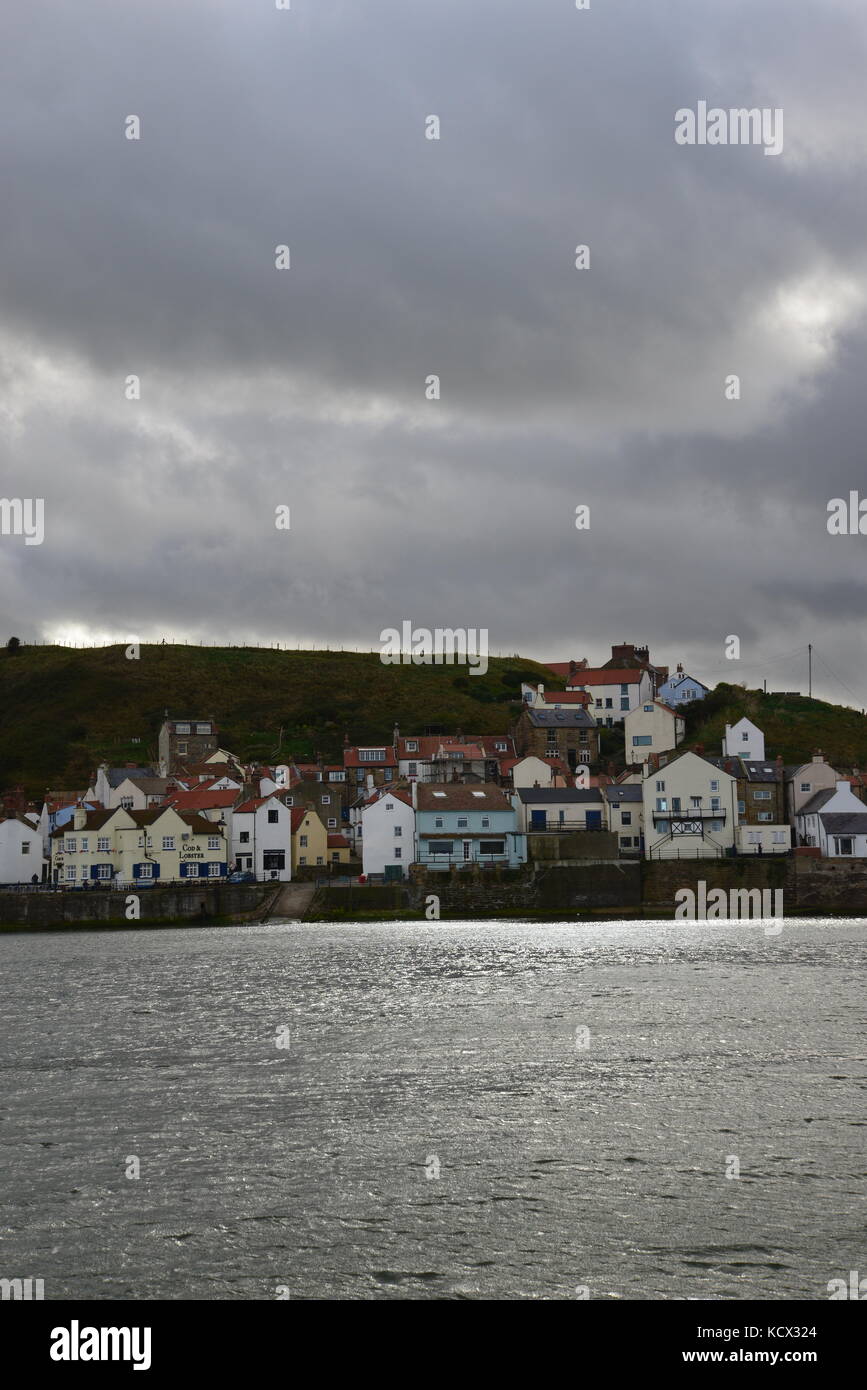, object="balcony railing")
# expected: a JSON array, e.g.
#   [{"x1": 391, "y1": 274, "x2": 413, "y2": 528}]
[
  {"x1": 527, "y1": 819, "x2": 607, "y2": 833},
  {"x1": 651, "y1": 805, "x2": 726, "y2": 822}
]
